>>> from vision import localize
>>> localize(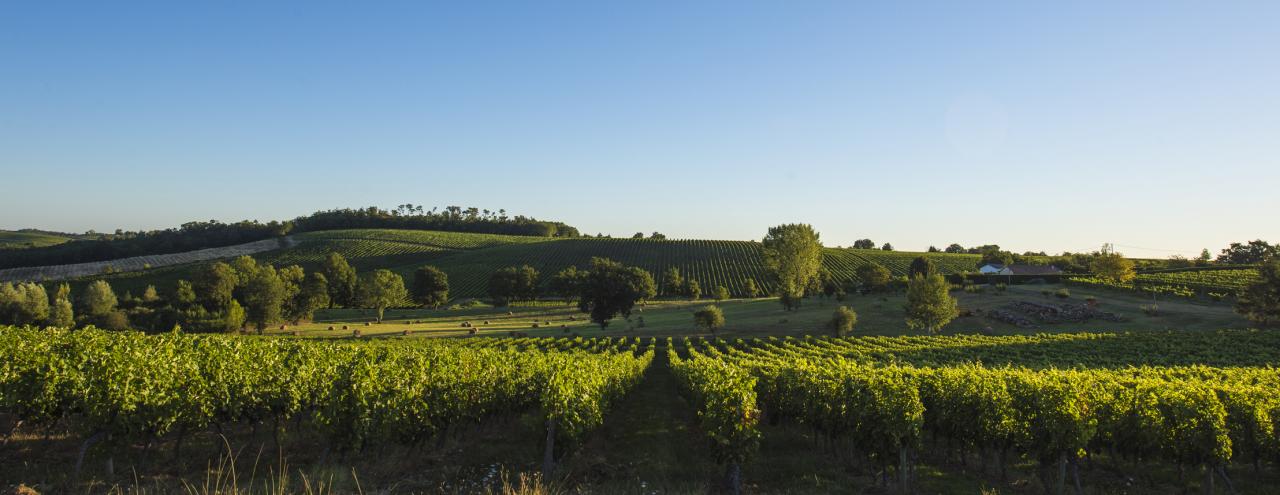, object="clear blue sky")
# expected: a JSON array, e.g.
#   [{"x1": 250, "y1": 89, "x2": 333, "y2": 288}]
[{"x1": 2, "y1": 1, "x2": 1276, "y2": 257}]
